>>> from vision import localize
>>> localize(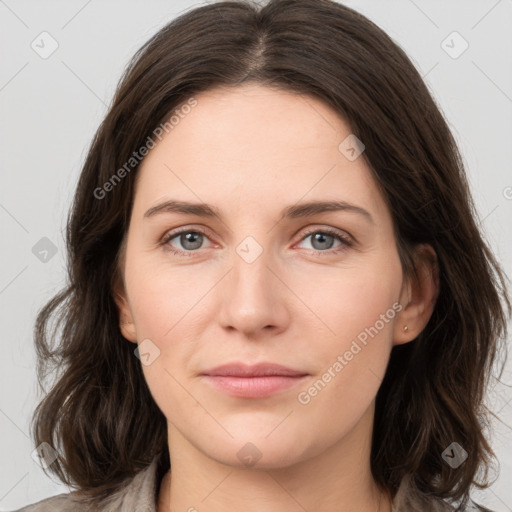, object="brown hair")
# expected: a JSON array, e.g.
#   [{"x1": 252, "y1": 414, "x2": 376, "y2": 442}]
[{"x1": 33, "y1": 0, "x2": 510, "y2": 508}]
